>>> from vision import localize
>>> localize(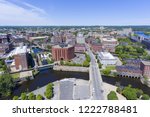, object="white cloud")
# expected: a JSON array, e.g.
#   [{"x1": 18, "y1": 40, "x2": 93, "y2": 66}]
[{"x1": 0, "y1": 0, "x2": 51, "y2": 25}]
